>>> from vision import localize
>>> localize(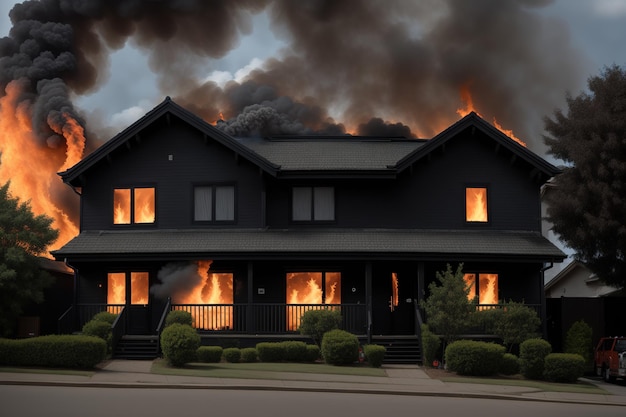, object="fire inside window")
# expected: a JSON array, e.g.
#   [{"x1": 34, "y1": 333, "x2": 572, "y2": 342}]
[
  {"x1": 286, "y1": 272, "x2": 341, "y2": 330},
  {"x1": 463, "y1": 273, "x2": 499, "y2": 306},
  {"x1": 466, "y1": 187, "x2": 488, "y2": 222},
  {"x1": 113, "y1": 187, "x2": 155, "y2": 224},
  {"x1": 107, "y1": 272, "x2": 149, "y2": 306}
]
